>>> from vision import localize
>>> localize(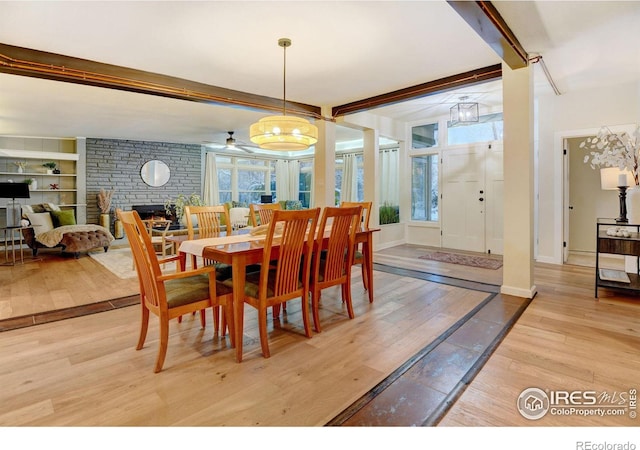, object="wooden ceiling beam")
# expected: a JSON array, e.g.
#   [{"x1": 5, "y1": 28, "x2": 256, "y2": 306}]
[
  {"x1": 0, "y1": 42, "x2": 322, "y2": 119},
  {"x1": 447, "y1": 1, "x2": 528, "y2": 70},
  {"x1": 332, "y1": 64, "x2": 502, "y2": 117}
]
